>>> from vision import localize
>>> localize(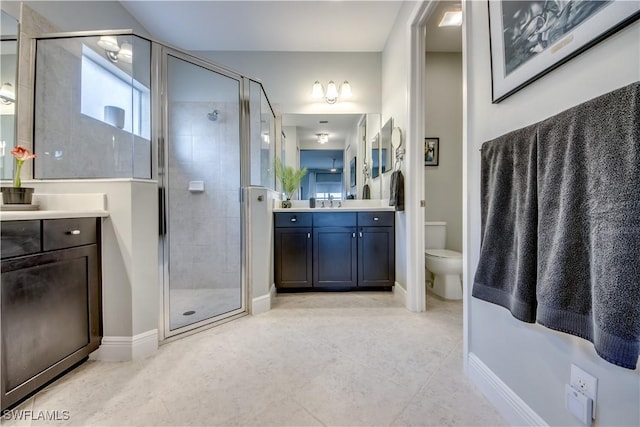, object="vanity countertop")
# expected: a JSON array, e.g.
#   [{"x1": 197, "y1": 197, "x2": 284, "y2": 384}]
[
  {"x1": 0, "y1": 193, "x2": 109, "y2": 221},
  {"x1": 273, "y1": 199, "x2": 395, "y2": 213},
  {"x1": 0, "y1": 209, "x2": 109, "y2": 221},
  {"x1": 273, "y1": 206, "x2": 395, "y2": 212}
]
